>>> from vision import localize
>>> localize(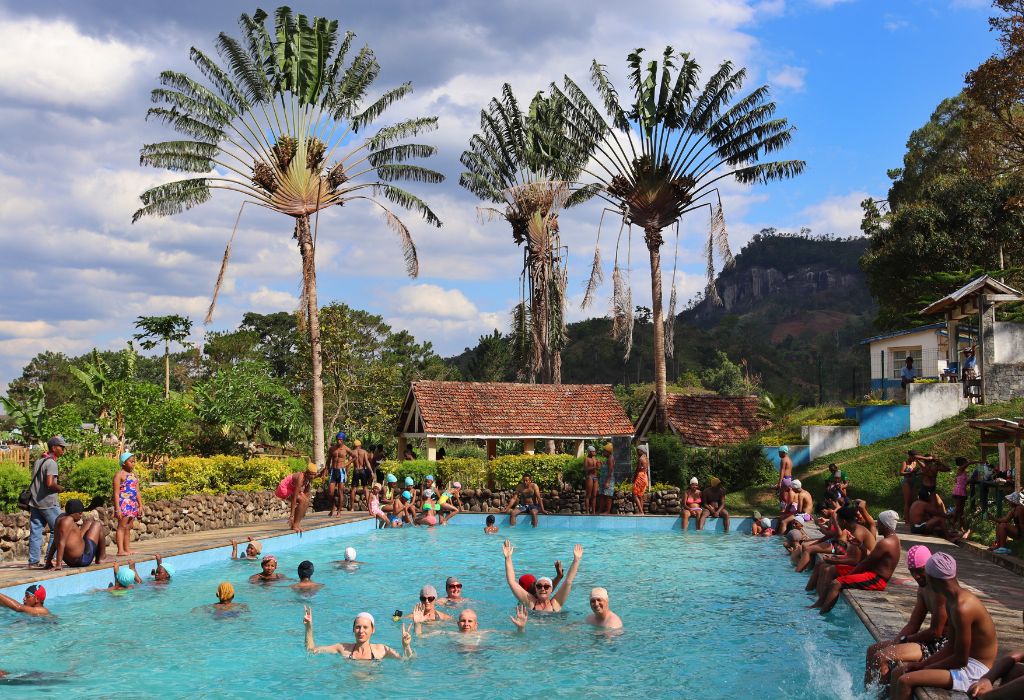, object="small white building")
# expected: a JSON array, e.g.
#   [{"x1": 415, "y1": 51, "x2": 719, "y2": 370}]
[{"x1": 861, "y1": 323, "x2": 974, "y2": 391}]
